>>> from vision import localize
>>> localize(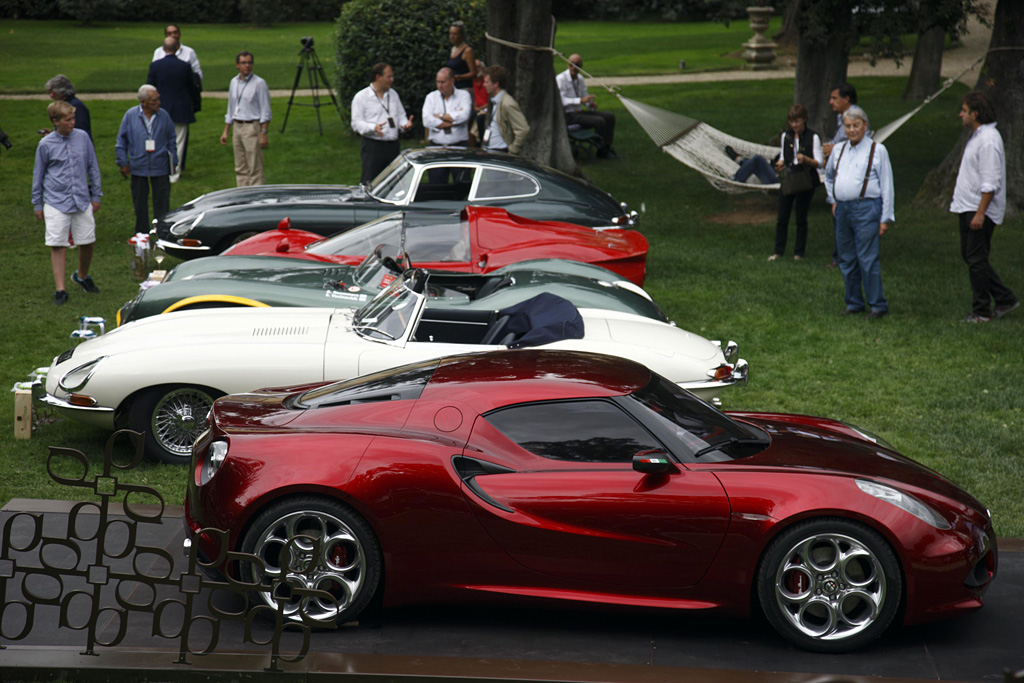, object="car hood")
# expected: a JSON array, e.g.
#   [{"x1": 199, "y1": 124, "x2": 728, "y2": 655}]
[
  {"x1": 65, "y1": 306, "x2": 342, "y2": 363},
  {"x1": 167, "y1": 255, "x2": 357, "y2": 285},
  {"x1": 159, "y1": 185, "x2": 363, "y2": 227},
  {"x1": 738, "y1": 415, "x2": 986, "y2": 513}
]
